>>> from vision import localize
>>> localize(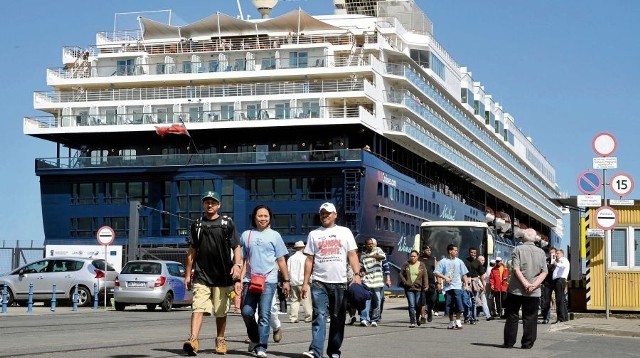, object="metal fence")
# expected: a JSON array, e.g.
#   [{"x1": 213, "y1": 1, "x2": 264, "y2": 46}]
[{"x1": 0, "y1": 241, "x2": 45, "y2": 273}]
